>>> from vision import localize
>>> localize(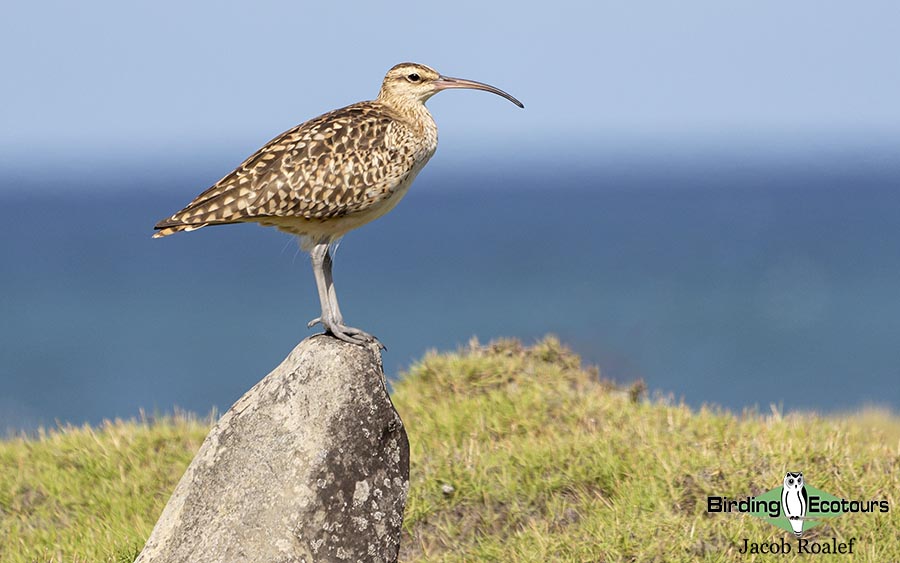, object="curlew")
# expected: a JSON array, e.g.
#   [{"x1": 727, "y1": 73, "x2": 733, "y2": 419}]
[{"x1": 154, "y1": 62, "x2": 523, "y2": 345}]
